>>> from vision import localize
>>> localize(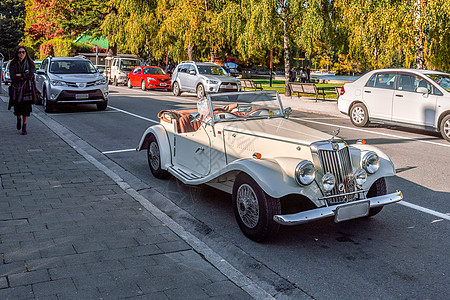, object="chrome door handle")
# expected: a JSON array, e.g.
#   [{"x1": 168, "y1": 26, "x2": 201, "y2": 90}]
[{"x1": 195, "y1": 147, "x2": 205, "y2": 153}]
